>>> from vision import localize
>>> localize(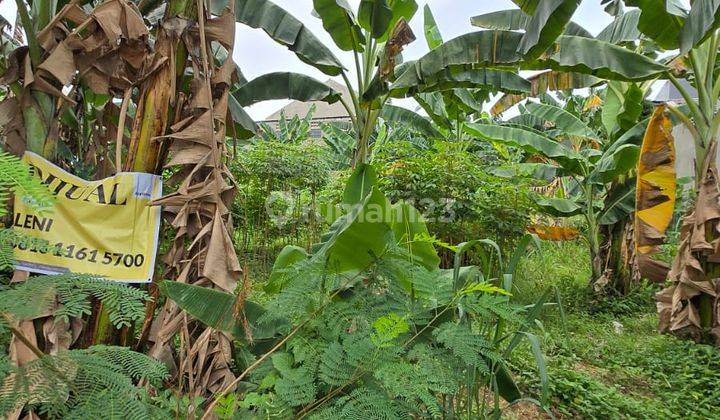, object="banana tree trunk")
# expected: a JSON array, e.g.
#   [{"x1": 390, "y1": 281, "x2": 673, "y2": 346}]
[
  {"x1": 658, "y1": 141, "x2": 720, "y2": 344},
  {"x1": 599, "y1": 218, "x2": 640, "y2": 294},
  {"x1": 140, "y1": 0, "x2": 245, "y2": 397},
  {"x1": 90, "y1": 0, "x2": 194, "y2": 347}
]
